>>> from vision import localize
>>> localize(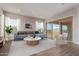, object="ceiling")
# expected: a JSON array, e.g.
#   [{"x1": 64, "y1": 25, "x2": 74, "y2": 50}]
[
  {"x1": 50, "y1": 16, "x2": 72, "y2": 24},
  {"x1": 0, "y1": 3, "x2": 79, "y2": 19}
]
